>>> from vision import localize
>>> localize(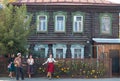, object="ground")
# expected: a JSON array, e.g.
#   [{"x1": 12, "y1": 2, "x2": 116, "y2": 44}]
[{"x1": 0, "y1": 77, "x2": 120, "y2": 81}]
